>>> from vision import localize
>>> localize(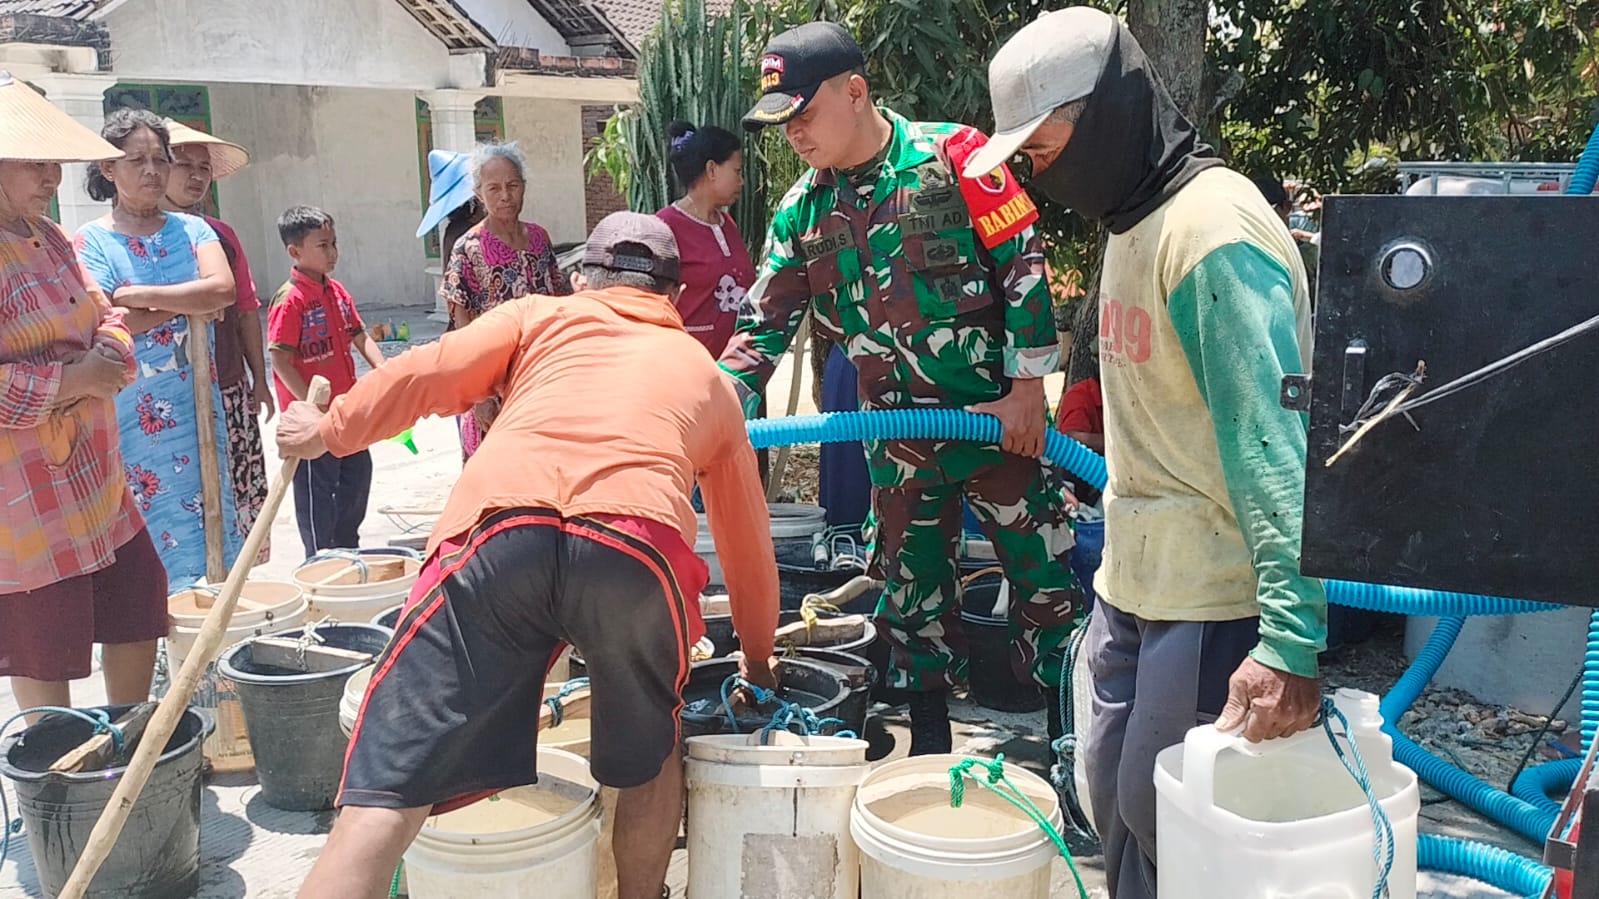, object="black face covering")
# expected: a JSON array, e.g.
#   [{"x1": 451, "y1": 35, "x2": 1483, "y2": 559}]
[{"x1": 1027, "y1": 19, "x2": 1221, "y2": 234}]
